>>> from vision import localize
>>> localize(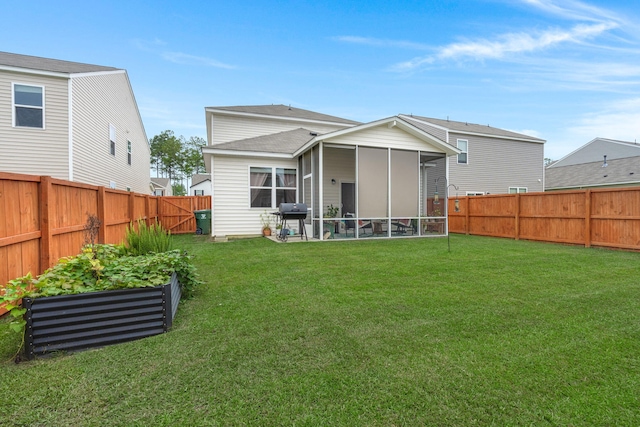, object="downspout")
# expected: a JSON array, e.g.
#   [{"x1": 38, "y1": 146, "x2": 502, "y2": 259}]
[
  {"x1": 68, "y1": 77, "x2": 73, "y2": 181},
  {"x1": 210, "y1": 155, "x2": 215, "y2": 237}
]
